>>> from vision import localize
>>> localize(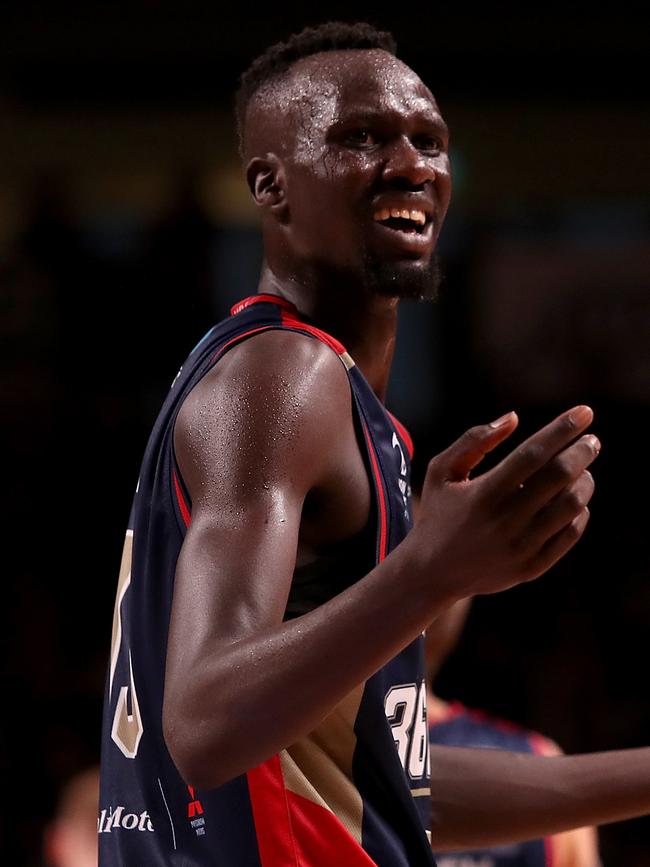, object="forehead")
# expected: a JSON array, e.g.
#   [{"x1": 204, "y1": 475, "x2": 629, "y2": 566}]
[{"x1": 285, "y1": 49, "x2": 440, "y2": 128}]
